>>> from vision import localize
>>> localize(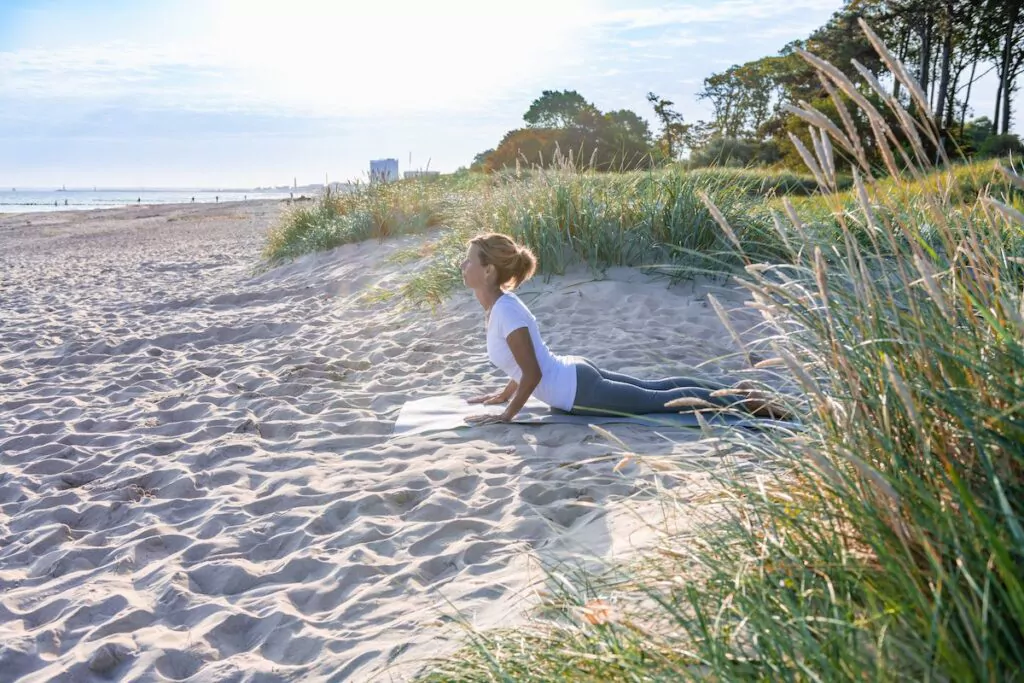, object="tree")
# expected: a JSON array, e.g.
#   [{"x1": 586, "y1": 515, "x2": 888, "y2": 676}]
[
  {"x1": 523, "y1": 90, "x2": 596, "y2": 129},
  {"x1": 689, "y1": 137, "x2": 759, "y2": 167},
  {"x1": 878, "y1": 0, "x2": 1014, "y2": 135},
  {"x1": 476, "y1": 2, "x2": 1020, "y2": 177},
  {"x1": 698, "y1": 71, "x2": 747, "y2": 139},
  {"x1": 597, "y1": 110, "x2": 656, "y2": 169},
  {"x1": 477, "y1": 91, "x2": 657, "y2": 172},
  {"x1": 646, "y1": 92, "x2": 689, "y2": 159},
  {"x1": 683, "y1": 120, "x2": 716, "y2": 152},
  {"x1": 470, "y1": 149, "x2": 494, "y2": 171},
  {"x1": 693, "y1": 0, "x2": 1019, "y2": 171},
  {"x1": 960, "y1": 115, "x2": 994, "y2": 151},
  {"x1": 604, "y1": 109, "x2": 653, "y2": 143},
  {"x1": 992, "y1": 0, "x2": 1024, "y2": 134},
  {"x1": 924, "y1": 0, "x2": 1000, "y2": 132},
  {"x1": 934, "y1": 0, "x2": 955, "y2": 129},
  {"x1": 483, "y1": 128, "x2": 564, "y2": 171},
  {"x1": 978, "y1": 132, "x2": 1024, "y2": 156},
  {"x1": 949, "y1": 1, "x2": 994, "y2": 134},
  {"x1": 699, "y1": 54, "x2": 801, "y2": 140}
]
